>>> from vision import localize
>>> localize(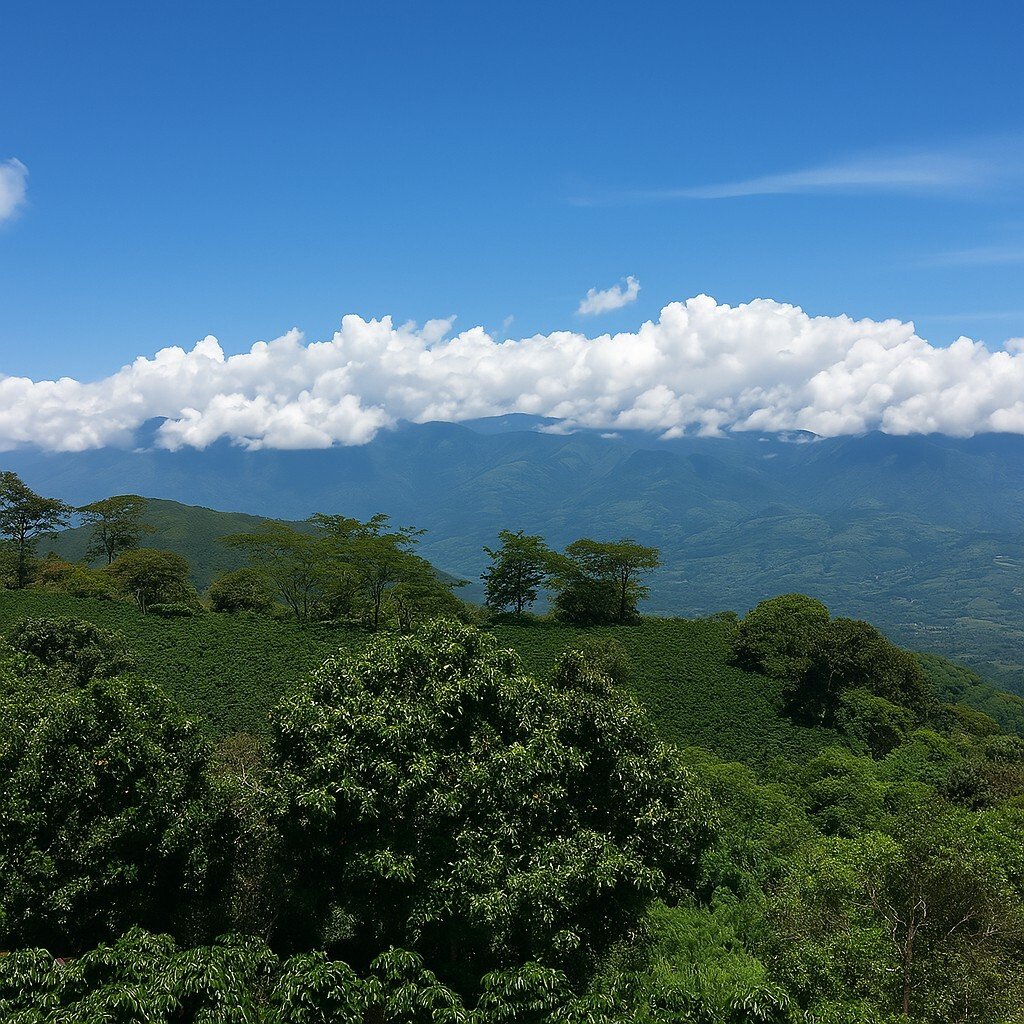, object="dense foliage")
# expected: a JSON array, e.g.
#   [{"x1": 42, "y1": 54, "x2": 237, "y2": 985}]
[
  {"x1": 1, "y1": 572, "x2": 1023, "y2": 1019},
  {"x1": 481, "y1": 529, "x2": 554, "y2": 616},
  {"x1": 735, "y1": 594, "x2": 933, "y2": 750},
  {"x1": 105, "y1": 547, "x2": 199, "y2": 613},
  {"x1": 223, "y1": 514, "x2": 464, "y2": 629},
  {"x1": 270, "y1": 622, "x2": 714, "y2": 986},
  {"x1": 550, "y1": 539, "x2": 661, "y2": 625},
  {"x1": 208, "y1": 566, "x2": 277, "y2": 614},
  {"x1": 7, "y1": 615, "x2": 136, "y2": 684},
  {"x1": 17, "y1": 429, "x2": 1024, "y2": 695},
  {"x1": 0, "y1": 657, "x2": 220, "y2": 953}
]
